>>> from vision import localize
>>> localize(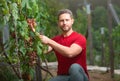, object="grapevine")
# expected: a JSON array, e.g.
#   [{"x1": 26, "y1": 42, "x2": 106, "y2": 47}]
[{"x1": 0, "y1": 0, "x2": 50, "y2": 80}]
